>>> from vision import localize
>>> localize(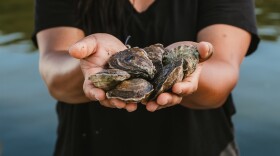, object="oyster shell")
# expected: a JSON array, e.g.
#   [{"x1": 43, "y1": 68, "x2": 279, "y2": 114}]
[
  {"x1": 88, "y1": 43, "x2": 202, "y2": 103},
  {"x1": 108, "y1": 47, "x2": 156, "y2": 79},
  {"x1": 106, "y1": 78, "x2": 154, "y2": 103},
  {"x1": 163, "y1": 45, "x2": 199, "y2": 77},
  {"x1": 147, "y1": 59, "x2": 184, "y2": 101},
  {"x1": 144, "y1": 43, "x2": 165, "y2": 74},
  {"x1": 88, "y1": 69, "x2": 131, "y2": 91}
]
